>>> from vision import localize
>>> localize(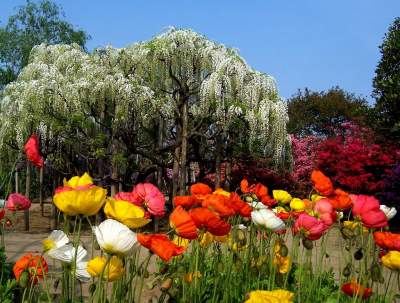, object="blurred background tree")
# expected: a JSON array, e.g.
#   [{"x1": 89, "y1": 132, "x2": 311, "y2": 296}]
[
  {"x1": 373, "y1": 17, "x2": 400, "y2": 139},
  {"x1": 0, "y1": 0, "x2": 89, "y2": 89},
  {"x1": 287, "y1": 86, "x2": 370, "y2": 137}
]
